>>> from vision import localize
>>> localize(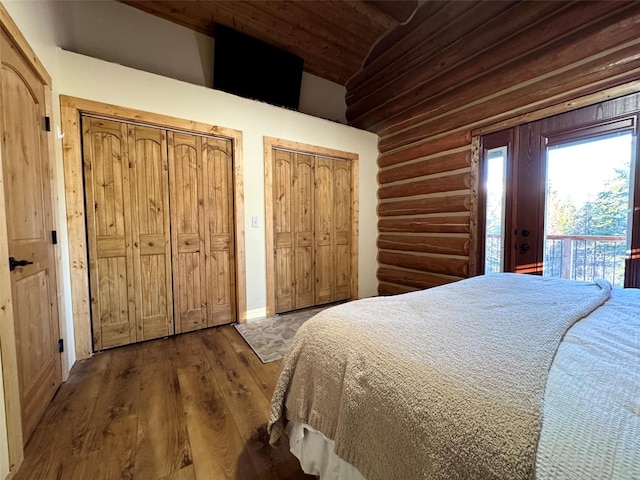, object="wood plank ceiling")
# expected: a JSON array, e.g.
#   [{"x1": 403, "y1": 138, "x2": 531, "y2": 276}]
[{"x1": 121, "y1": 0, "x2": 419, "y2": 86}]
